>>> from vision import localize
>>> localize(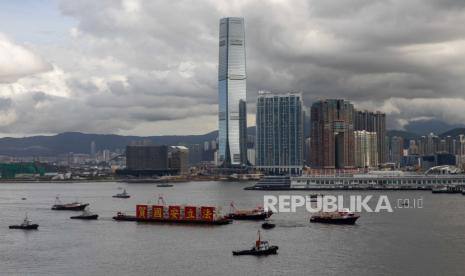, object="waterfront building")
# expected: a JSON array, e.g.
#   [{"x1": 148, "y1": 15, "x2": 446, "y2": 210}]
[
  {"x1": 311, "y1": 99, "x2": 355, "y2": 169},
  {"x1": 126, "y1": 145, "x2": 169, "y2": 171},
  {"x1": 169, "y1": 146, "x2": 189, "y2": 175},
  {"x1": 186, "y1": 144, "x2": 202, "y2": 166},
  {"x1": 354, "y1": 110, "x2": 387, "y2": 164},
  {"x1": 401, "y1": 155, "x2": 420, "y2": 168},
  {"x1": 354, "y1": 130, "x2": 378, "y2": 168},
  {"x1": 218, "y1": 17, "x2": 248, "y2": 167},
  {"x1": 255, "y1": 92, "x2": 303, "y2": 174},
  {"x1": 290, "y1": 170, "x2": 465, "y2": 190}
]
